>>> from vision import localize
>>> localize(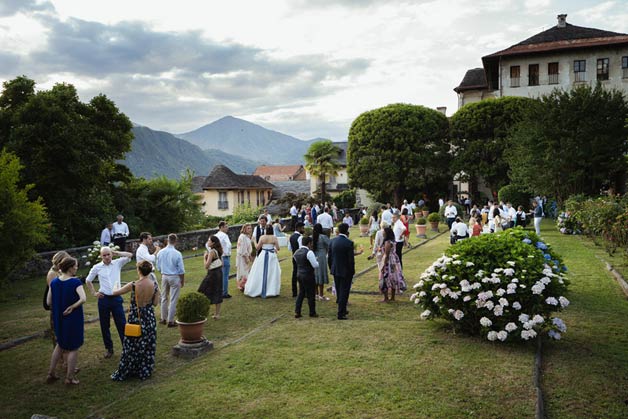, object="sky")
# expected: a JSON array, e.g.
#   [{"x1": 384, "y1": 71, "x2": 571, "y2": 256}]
[{"x1": 1, "y1": 0, "x2": 627, "y2": 141}]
